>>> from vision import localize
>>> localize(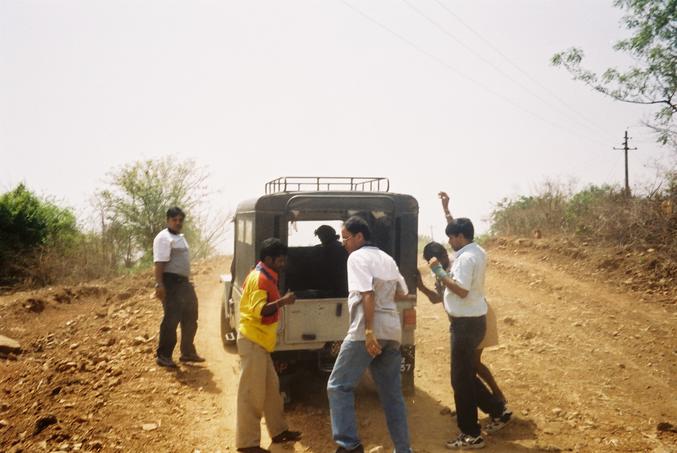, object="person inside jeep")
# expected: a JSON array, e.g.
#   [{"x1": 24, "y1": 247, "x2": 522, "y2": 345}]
[{"x1": 314, "y1": 225, "x2": 348, "y2": 297}]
